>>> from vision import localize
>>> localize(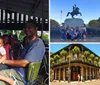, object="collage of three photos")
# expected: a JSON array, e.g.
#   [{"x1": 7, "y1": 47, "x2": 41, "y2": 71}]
[{"x1": 0, "y1": 0, "x2": 100, "y2": 85}]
